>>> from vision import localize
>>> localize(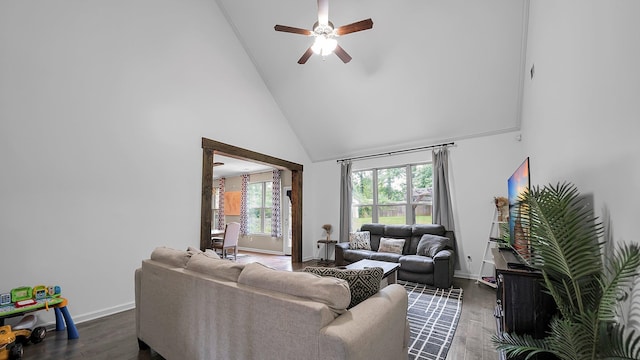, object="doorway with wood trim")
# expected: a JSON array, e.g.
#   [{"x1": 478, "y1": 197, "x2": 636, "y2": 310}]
[{"x1": 200, "y1": 138, "x2": 303, "y2": 263}]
